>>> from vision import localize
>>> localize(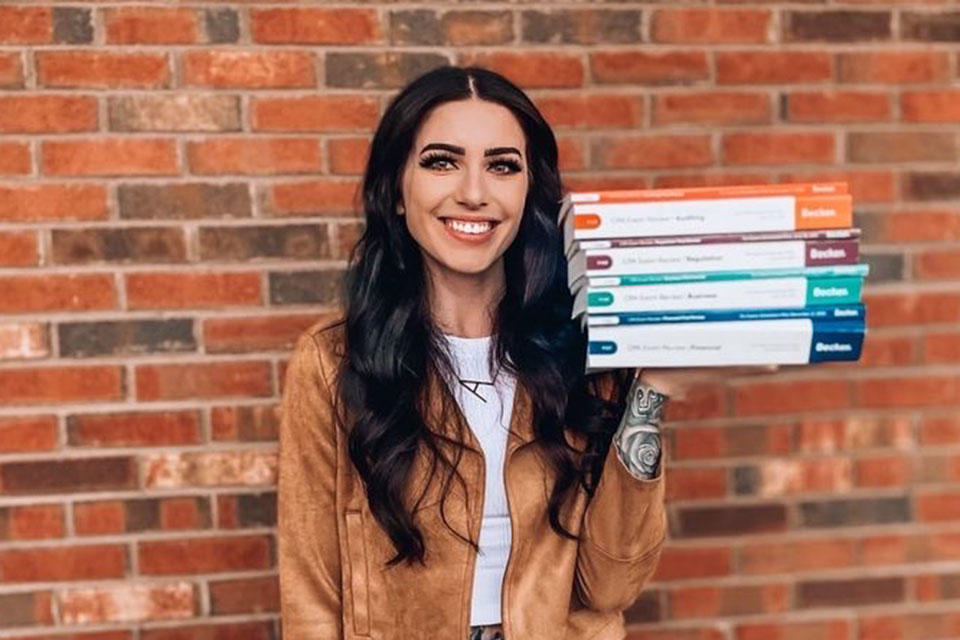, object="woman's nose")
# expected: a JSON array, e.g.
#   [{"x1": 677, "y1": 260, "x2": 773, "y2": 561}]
[{"x1": 455, "y1": 163, "x2": 488, "y2": 209}]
